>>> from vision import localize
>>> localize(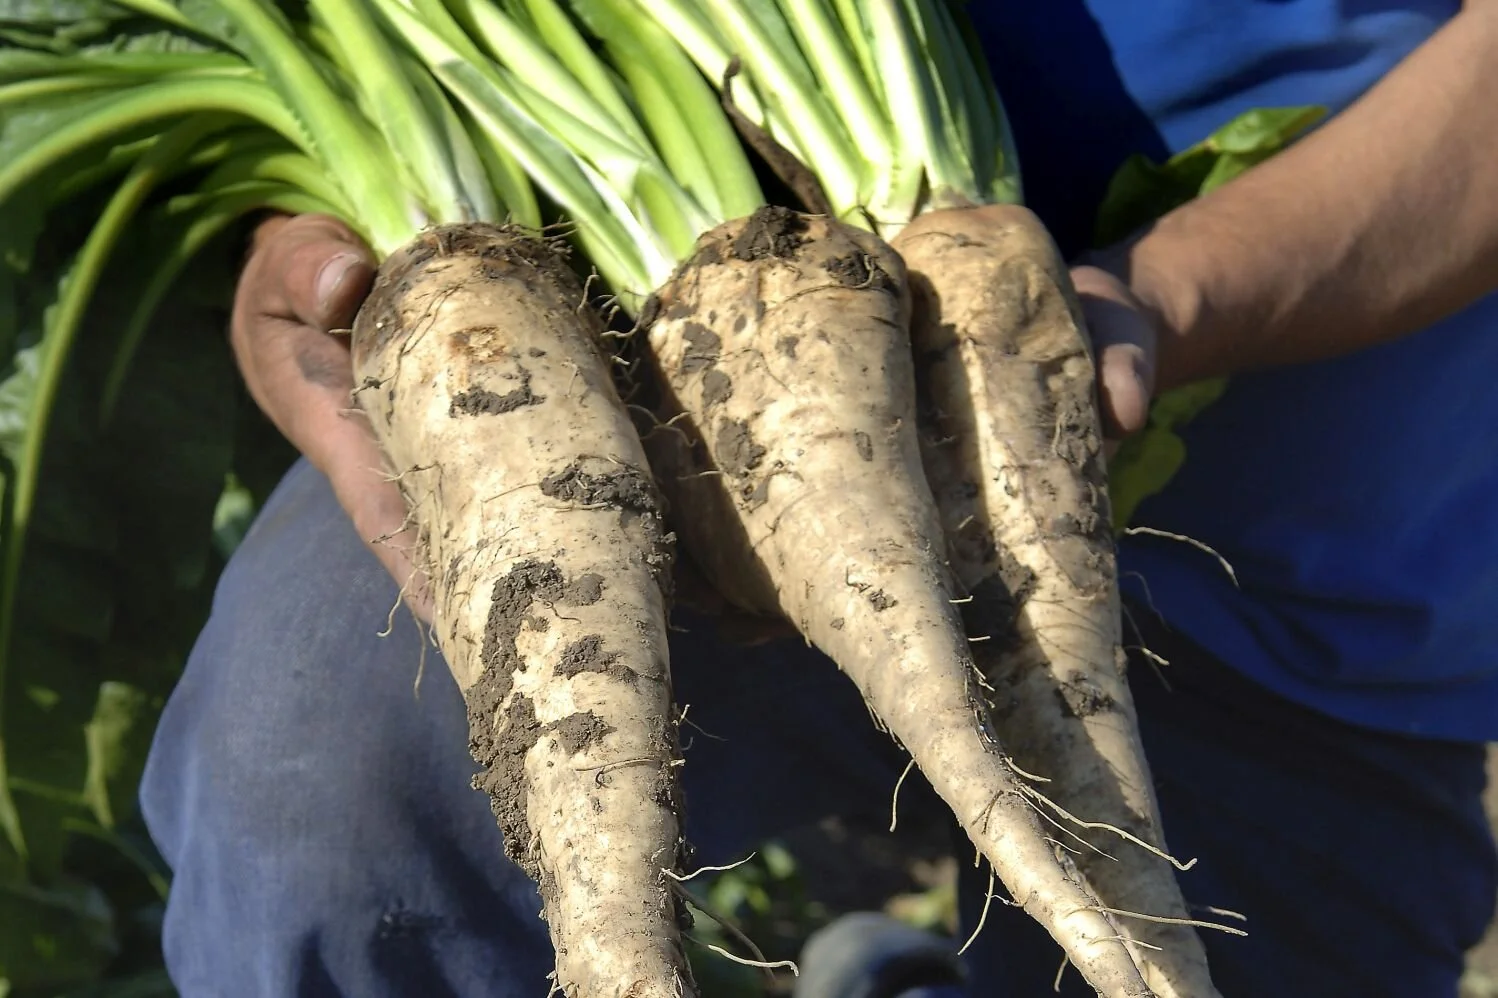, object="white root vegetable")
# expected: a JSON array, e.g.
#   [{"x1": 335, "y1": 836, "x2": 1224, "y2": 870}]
[
  {"x1": 643, "y1": 205, "x2": 1156, "y2": 998},
  {"x1": 351, "y1": 223, "x2": 694, "y2": 998},
  {"x1": 895, "y1": 203, "x2": 1226, "y2": 998}
]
